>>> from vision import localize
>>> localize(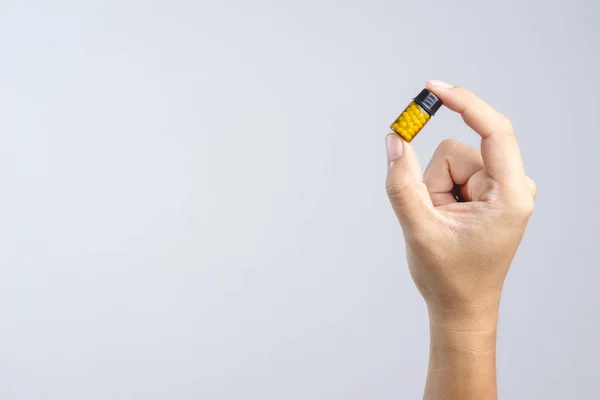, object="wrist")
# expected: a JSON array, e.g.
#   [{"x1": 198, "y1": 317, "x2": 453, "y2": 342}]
[
  {"x1": 427, "y1": 297, "x2": 500, "y2": 332},
  {"x1": 428, "y1": 300, "x2": 499, "y2": 365}
]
